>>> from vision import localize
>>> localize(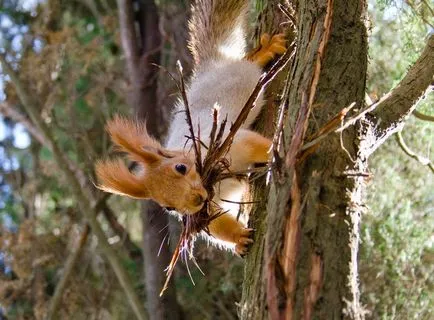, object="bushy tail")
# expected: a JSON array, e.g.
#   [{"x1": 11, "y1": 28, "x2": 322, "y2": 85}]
[{"x1": 188, "y1": 0, "x2": 249, "y2": 68}]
